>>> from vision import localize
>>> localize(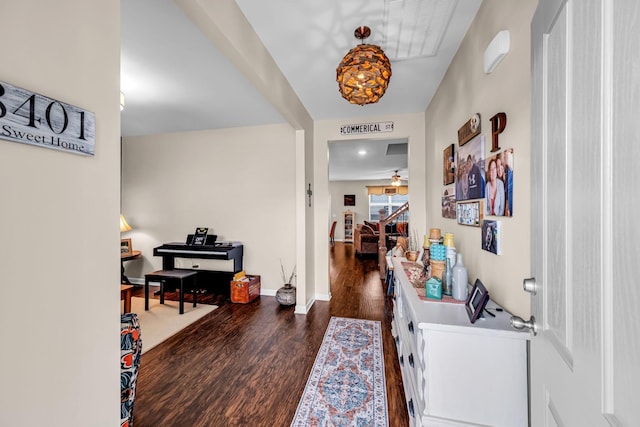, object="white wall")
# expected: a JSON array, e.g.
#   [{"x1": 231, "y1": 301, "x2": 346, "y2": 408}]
[
  {"x1": 425, "y1": 0, "x2": 537, "y2": 316},
  {"x1": 329, "y1": 180, "x2": 391, "y2": 241},
  {"x1": 121, "y1": 124, "x2": 298, "y2": 292},
  {"x1": 0, "y1": 1, "x2": 121, "y2": 426}
]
